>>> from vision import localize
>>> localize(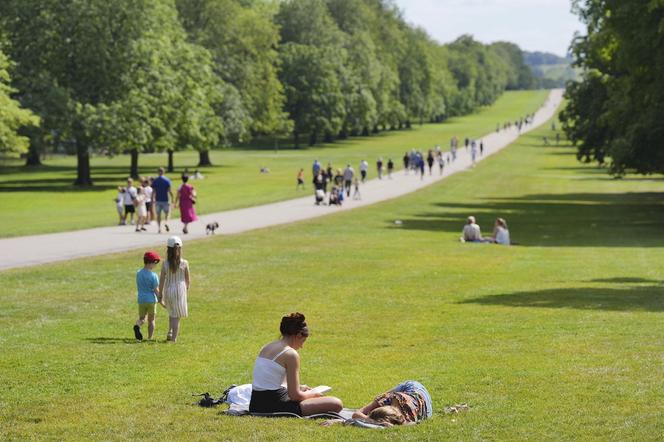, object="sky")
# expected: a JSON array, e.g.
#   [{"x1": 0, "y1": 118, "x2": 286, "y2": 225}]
[{"x1": 393, "y1": 0, "x2": 584, "y2": 56}]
